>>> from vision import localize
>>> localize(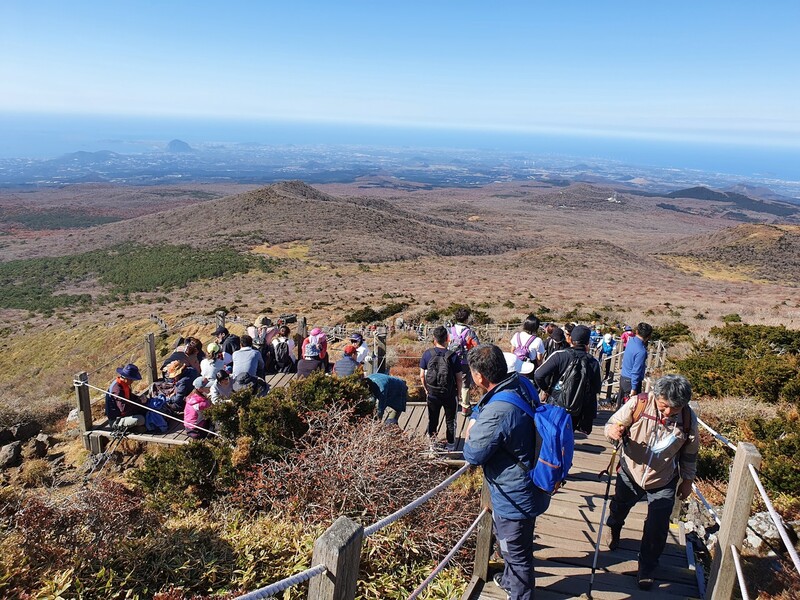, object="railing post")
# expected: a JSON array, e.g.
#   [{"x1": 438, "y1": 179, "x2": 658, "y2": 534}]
[
  {"x1": 297, "y1": 317, "x2": 308, "y2": 361},
  {"x1": 373, "y1": 326, "x2": 387, "y2": 374},
  {"x1": 144, "y1": 332, "x2": 158, "y2": 385},
  {"x1": 74, "y1": 372, "x2": 92, "y2": 451},
  {"x1": 215, "y1": 310, "x2": 226, "y2": 330},
  {"x1": 708, "y1": 442, "x2": 762, "y2": 600},
  {"x1": 307, "y1": 516, "x2": 363, "y2": 600},
  {"x1": 463, "y1": 477, "x2": 494, "y2": 600}
]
